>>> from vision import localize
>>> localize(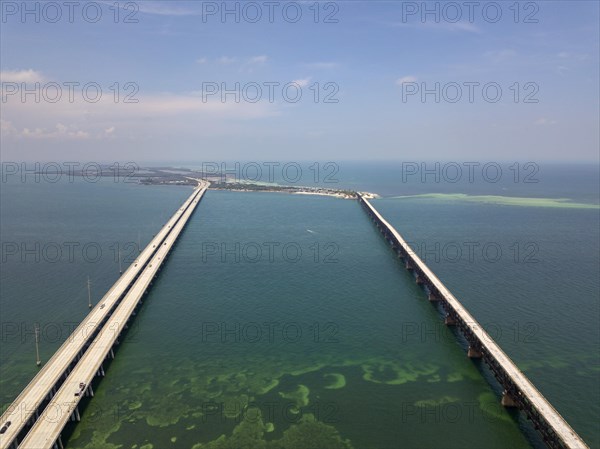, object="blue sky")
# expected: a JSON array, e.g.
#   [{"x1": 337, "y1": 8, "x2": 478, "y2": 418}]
[{"x1": 0, "y1": 1, "x2": 598, "y2": 162}]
